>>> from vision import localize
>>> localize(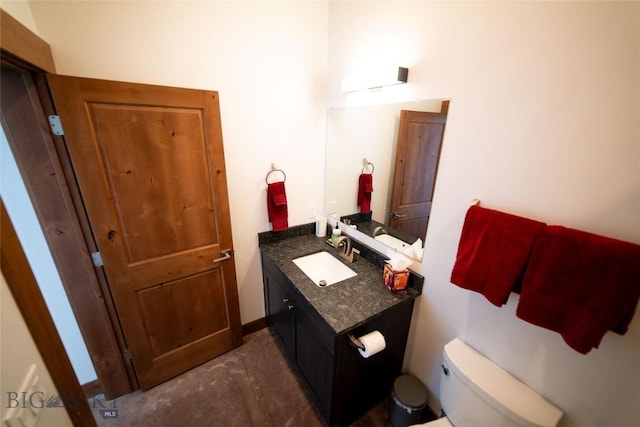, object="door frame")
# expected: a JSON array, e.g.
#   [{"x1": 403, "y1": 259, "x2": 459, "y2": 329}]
[
  {"x1": 1, "y1": 200, "x2": 97, "y2": 426},
  {"x1": 1, "y1": 9, "x2": 135, "y2": 399}
]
